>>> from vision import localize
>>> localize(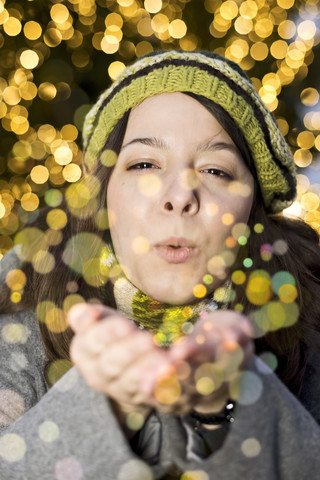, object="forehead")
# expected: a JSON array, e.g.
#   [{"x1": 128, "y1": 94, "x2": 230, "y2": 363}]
[{"x1": 123, "y1": 92, "x2": 235, "y2": 147}]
